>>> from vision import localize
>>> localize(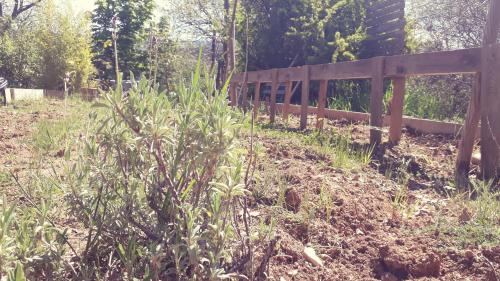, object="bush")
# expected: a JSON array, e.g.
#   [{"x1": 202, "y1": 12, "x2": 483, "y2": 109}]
[
  {"x1": 0, "y1": 181, "x2": 67, "y2": 280},
  {"x1": 67, "y1": 65, "x2": 247, "y2": 279}
]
